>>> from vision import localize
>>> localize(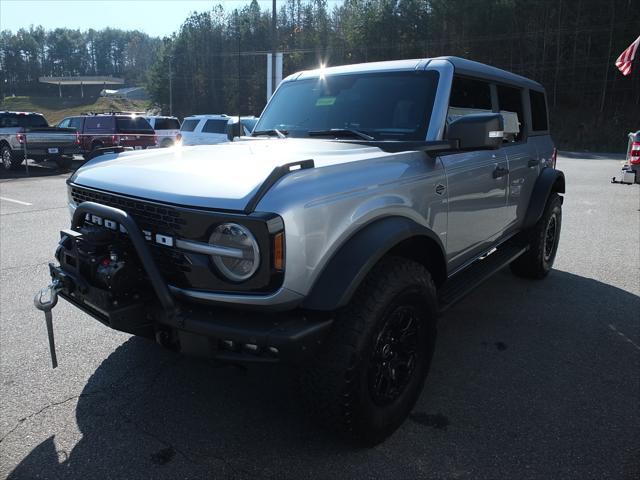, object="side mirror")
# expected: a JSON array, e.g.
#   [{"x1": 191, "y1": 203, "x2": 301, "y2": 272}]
[
  {"x1": 226, "y1": 123, "x2": 242, "y2": 142},
  {"x1": 447, "y1": 113, "x2": 504, "y2": 150}
]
